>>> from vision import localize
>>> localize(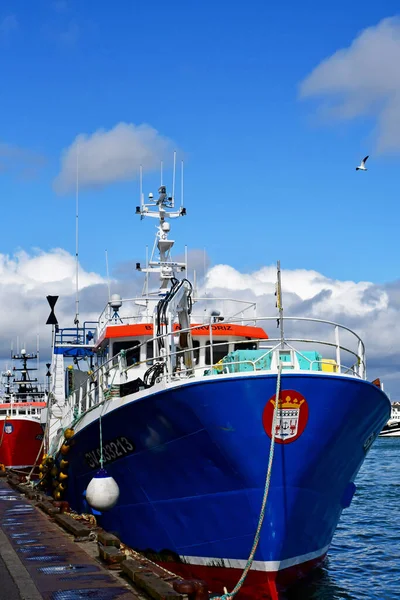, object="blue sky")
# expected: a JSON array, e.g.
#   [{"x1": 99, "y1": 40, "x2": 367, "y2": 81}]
[{"x1": 0, "y1": 0, "x2": 399, "y2": 283}]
